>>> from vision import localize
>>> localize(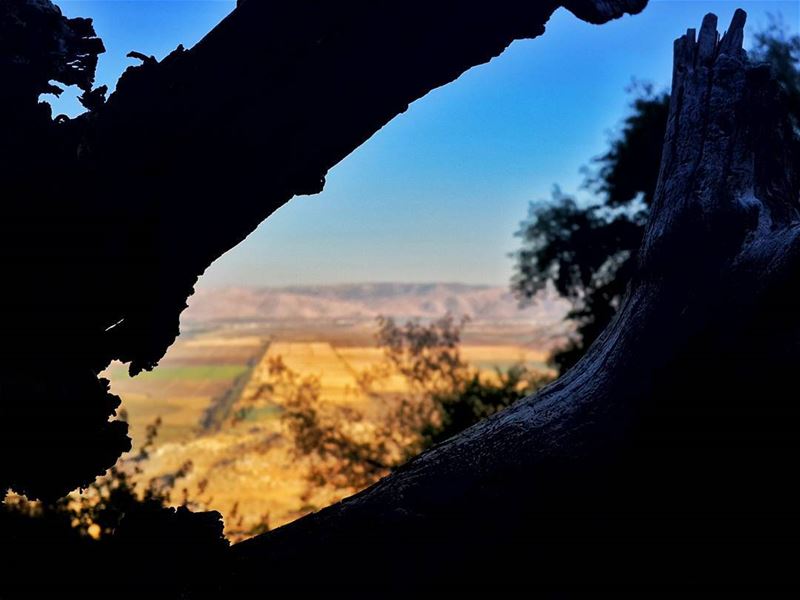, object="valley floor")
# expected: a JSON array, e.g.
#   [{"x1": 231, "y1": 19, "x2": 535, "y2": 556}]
[{"x1": 105, "y1": 319, "x2": 558, "y2": 539}]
